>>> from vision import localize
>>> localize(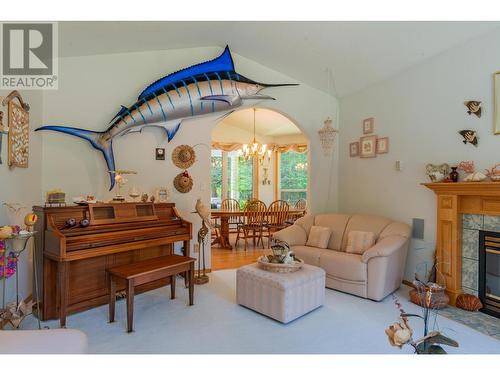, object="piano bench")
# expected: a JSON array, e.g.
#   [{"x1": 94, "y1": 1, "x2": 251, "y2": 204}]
[{"x1": 107, "y1": 254, "x2": 196, "y2": 333}]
